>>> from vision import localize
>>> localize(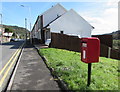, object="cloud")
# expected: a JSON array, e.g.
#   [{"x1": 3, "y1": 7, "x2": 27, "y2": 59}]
[
  {"x1": 0, "y1": 0, "x2": 113, "y2": 2},
  {"x1": 107, "y1": 0, "x2": 119, "y2": 7},
  {"x1": 78, "y1": 1, "x2": 118, "y2": 35}
]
